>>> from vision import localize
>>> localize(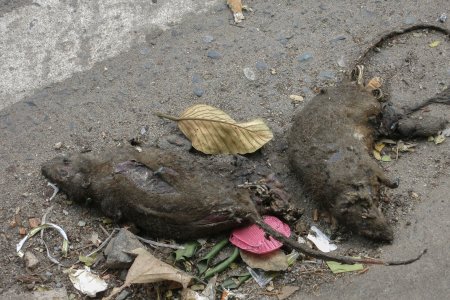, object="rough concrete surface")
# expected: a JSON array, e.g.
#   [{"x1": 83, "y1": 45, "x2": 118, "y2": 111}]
[{"x1": 0, "y1": 0, "x2": 449, "y2": 299}]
